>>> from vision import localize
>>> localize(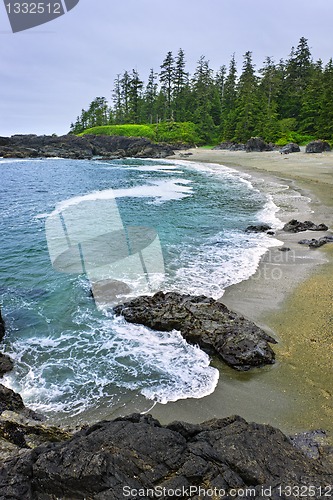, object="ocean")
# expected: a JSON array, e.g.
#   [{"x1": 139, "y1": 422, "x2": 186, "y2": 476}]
[{"x1": 0, "y1": 157, "x2": 282, "y2": 421}]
